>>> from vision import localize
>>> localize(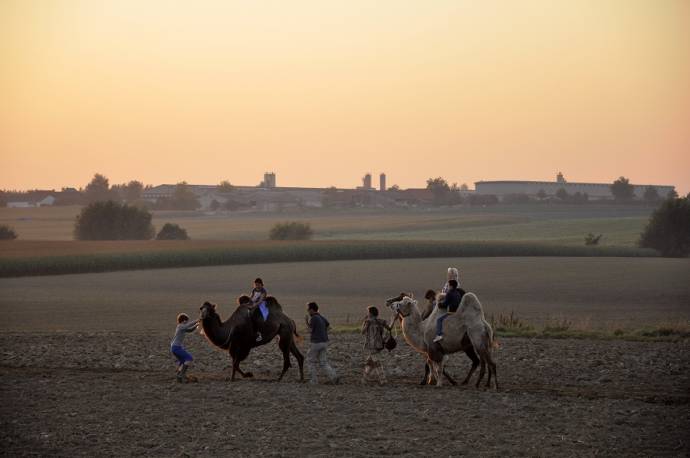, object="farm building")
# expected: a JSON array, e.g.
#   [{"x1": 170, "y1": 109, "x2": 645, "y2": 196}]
[{"x1": 475, "y1": 173, "x2": 675, "y2": 200}]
